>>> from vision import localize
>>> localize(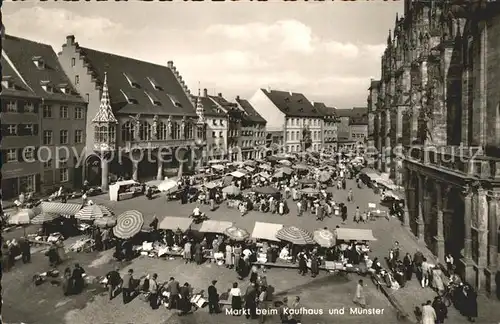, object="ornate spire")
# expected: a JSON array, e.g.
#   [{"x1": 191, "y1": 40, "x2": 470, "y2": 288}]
[
  {"x1": 196, "y1": 88, "x2": 205, "y2": 124},
  {"x1": 387, "y1": 30, "x2": 392, "y2": 45},
  {"x1": 92, "y1": 72, "x2": 117, "y2": 124}
]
